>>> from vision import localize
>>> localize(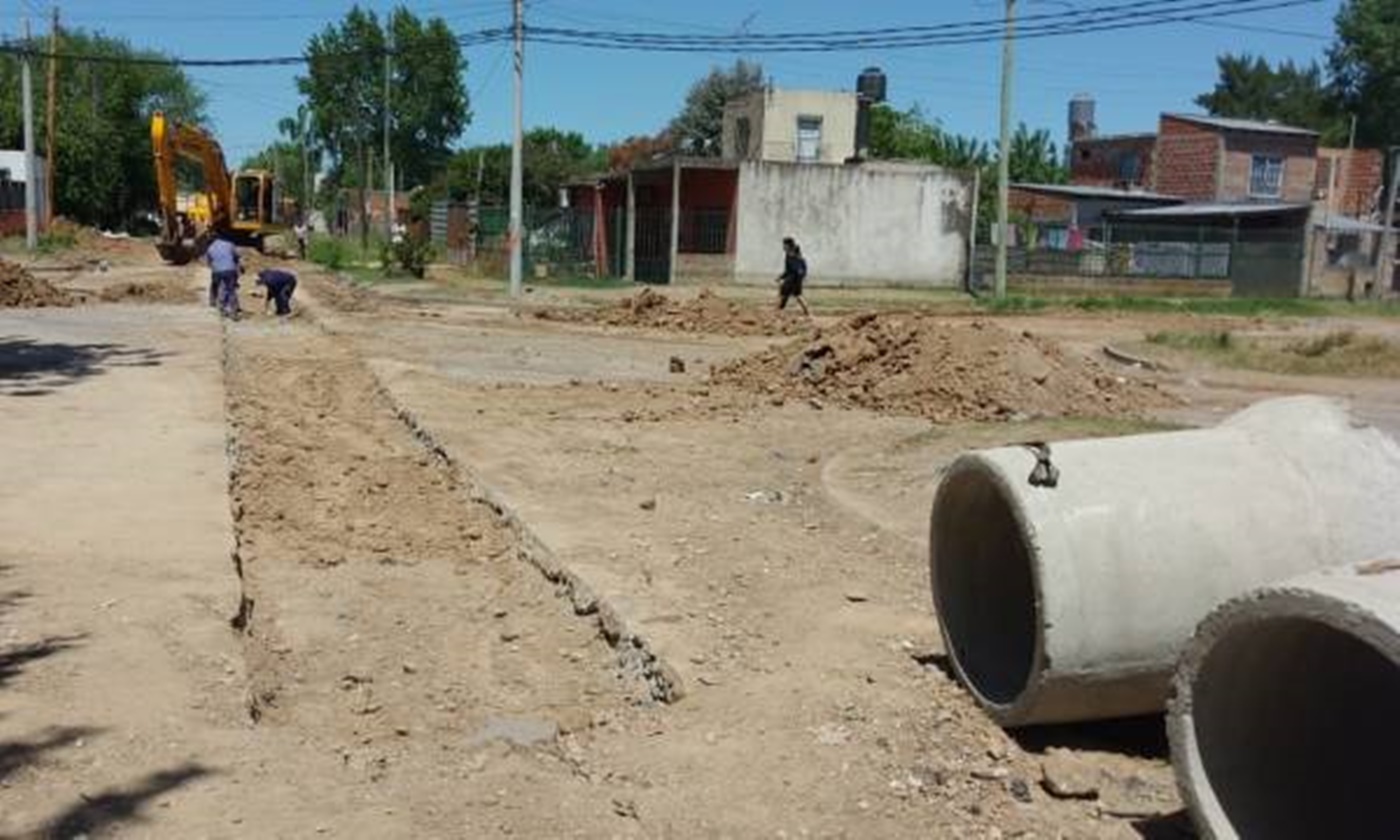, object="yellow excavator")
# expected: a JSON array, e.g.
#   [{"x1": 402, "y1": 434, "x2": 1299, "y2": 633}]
[{"x1": 150, "y1": 110, "x2": 289, "y2": 264}]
